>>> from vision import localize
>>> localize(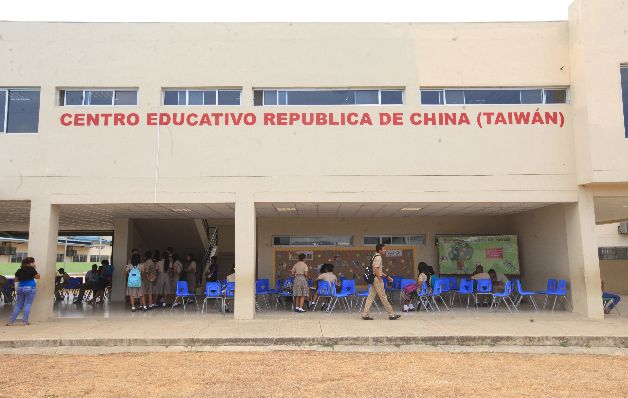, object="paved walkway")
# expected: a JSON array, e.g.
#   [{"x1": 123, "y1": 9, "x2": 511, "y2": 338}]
[{"x1": 1, "y1": 302, "x2": 626, "y2": 350}]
